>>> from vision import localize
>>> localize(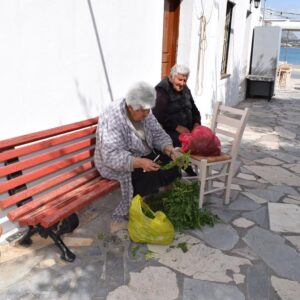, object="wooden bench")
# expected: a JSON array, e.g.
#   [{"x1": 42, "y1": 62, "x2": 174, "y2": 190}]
[{"x1": 0, "y1": 118, "x2": 119, "y2": 262}]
